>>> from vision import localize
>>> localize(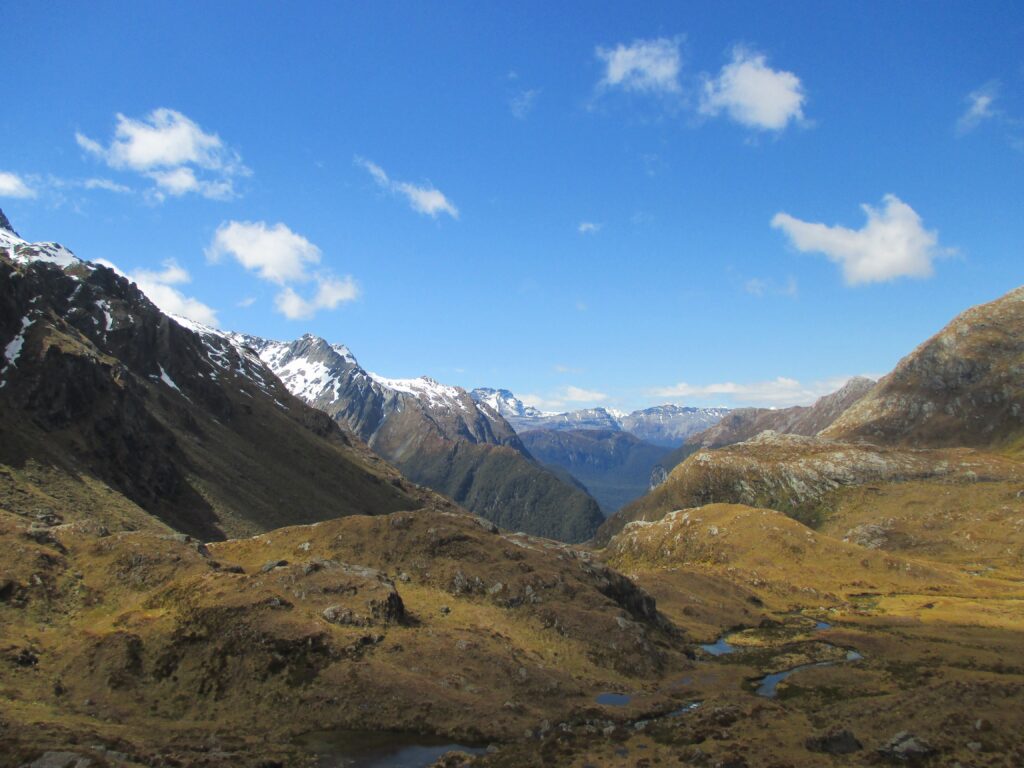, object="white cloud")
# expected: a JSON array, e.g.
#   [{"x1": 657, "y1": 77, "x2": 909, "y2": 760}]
[
  {"x1": 771, "y1": 194, "x2": 942, "y2": 285},
  {"x1": 578, "y1": 221, "x2": 602, "y2": 234},
  {"x1": 236, "y1": 296, "x2": 257, "y2": 308},
  {"x1": 274, "y1": 276, "x2": 359, "y2": 320},
  {"x1": 207, "y1": 220, "x2": 358, "y2": 319},
  {"x1": 133, "y1": 260, "x2": 191, "y2": 286},
  {"x1": 564, "y1": 385, "x2": 607, "y2": 402},
  {"x1": 0, "y1": 171, "x2": 36, "y2": 198},
  {"x1": 596, "y1": 37, "x2": 682, "y2": 94},
  {"x1": 510, "y1": 88, "x2": 540, "y2": 119},
  {"x1": 206, "y1": 220, "x2": 321, "y2": 284},
  {"x1": 700, "y1": 47, "x2": 806, "y2": 131},
  {"x1": 97, "y1": 257, "x2": 219, "y2": 327},
  {"x1": 76, "y1": 108, "x2": 249, "y2": 201},
  {"x1": 651, "y1": 375, "x2": 858, "y2": 408},
  {"x1": 355, "y1": 157, "x2": 459, "y2": 219},
  {"x1": 956, "y1": 82, "x2": 999, "y2": 135}
]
